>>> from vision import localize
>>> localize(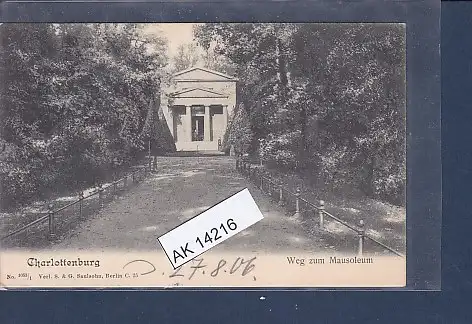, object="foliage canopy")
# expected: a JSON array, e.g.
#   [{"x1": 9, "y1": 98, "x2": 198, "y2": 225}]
[
  {"x1": 195, "y1": 23, "x2": 406, "y2": 204},
  {"x1": 0, "y1": 23, "x2": 173, "y2": 209}
]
